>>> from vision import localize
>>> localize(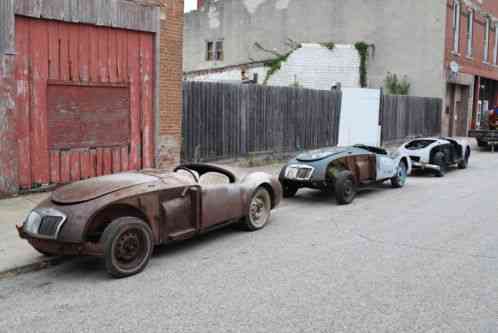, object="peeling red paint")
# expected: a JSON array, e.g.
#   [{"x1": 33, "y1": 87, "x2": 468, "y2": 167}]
[{"x1": 14, "y1": 17, "x2": 155, "y2": 190}]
